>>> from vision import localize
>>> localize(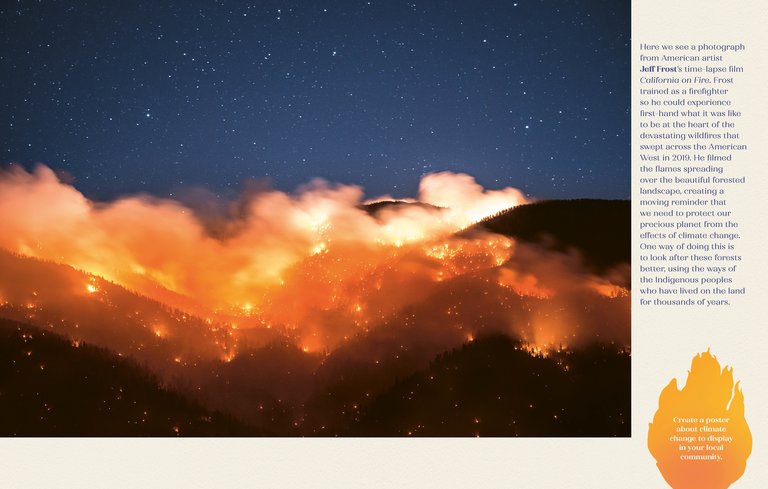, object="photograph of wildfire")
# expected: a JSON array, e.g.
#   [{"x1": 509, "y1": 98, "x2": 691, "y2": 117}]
[{"x1": 1, "y1": 0, "x2": 630, "y2": 436}]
